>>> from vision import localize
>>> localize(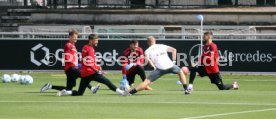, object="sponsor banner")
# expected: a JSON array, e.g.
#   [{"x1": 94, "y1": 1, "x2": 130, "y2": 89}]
[{"x1": 0, "y1": 39, "x2": 275, "y2": 72}]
